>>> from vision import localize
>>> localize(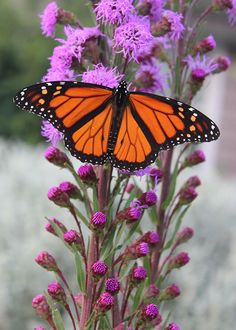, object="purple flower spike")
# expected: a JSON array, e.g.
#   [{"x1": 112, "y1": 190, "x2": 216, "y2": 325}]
[
  {"x1": 59, "y1": 181, "x2": 80, "y2": 199},
  {"x1": 35, "y1": 251, "x2": 58, "y2": 272},
  {"x1": 105, "y1": 278, "x2": 120, "y2": 295},
  {"x1": 95, "y1": 292, "x2": 114, "y2": 312},
  {"x1": 82, "y1": 63, "x2": 123, "y2": 88},
  {"x1": 77, "y1": 164, "x2": 97, "y2": 185},
  {"x1": 165, "y1": 323, "x2": 181, "y2": 330},
  {"x1": 48, "y1": 282, "x2": 67, "y2": 305},
  {"x1": 49, "y1": 46, "x2": 73, "y2": 71},
  {"x1": 41, "y1": 120, "x2": 63, "y2": 146},
  {"x1": 168, "y1": 252, "x2": 190, "y2": 270},
  {"x1": 64, "y1": 229, "x2": 81, "y2": 245},
  {"x1": 40, "y1": 2, "x2": 59, "y2": 38},
  {"x1": 94, "y1": 0, "x2": 134, "y2": 25},
  {"x1": 141, "y1": 303, "x2": 159, "y2": 321},
  {"x1": 44, "y1": 146, "x2": 71, "y2": 168},
  {"x1": 32, "y1": 294, "x2": 52, "y2": 320},
  {"x1": 91, "y1": 261, "x2": 108, "y2": 278},
  {"x1": 90, "y1": 212, "x2": 107, "y2": 229},
  {"x1": 131, "y1": 266, "x2": 147, "y2": 282},
  {"x1": 114, "y1": 15, "x2": 153, "y2": 62},
  {"x1": 47, "y1": 186, "x2": 71, "y2": 208}
]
